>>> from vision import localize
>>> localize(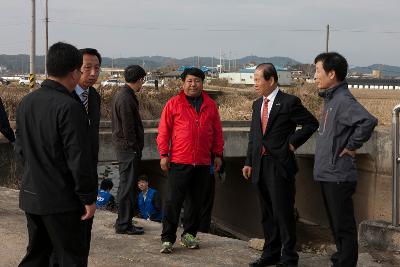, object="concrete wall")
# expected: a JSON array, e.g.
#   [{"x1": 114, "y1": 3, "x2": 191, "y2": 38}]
[{"x1": 0, "y1": 121, "x2": 394, "y2": 239}]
